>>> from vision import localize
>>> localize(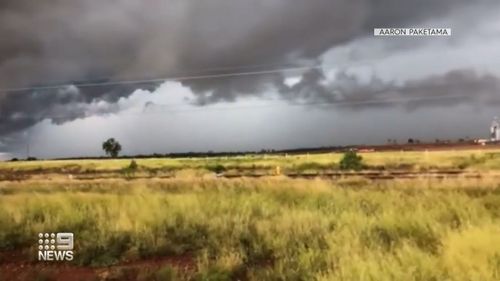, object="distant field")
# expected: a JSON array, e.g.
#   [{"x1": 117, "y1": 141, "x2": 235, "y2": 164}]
[
  {"x1": 0, "y1": 177, "x2": 499, "y2": 281},
  {"x1": 3, "y1": 149, "x2": 500, "y2": 173}
]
